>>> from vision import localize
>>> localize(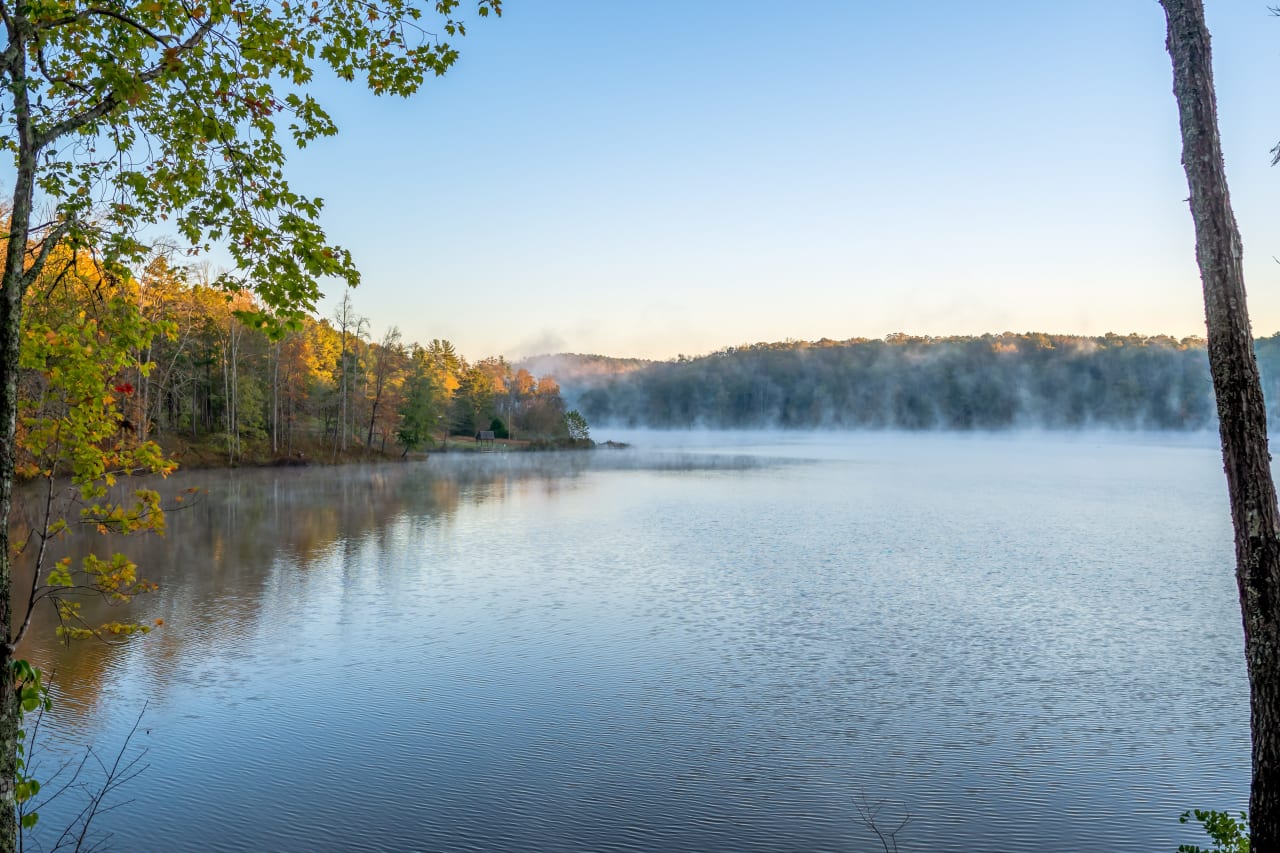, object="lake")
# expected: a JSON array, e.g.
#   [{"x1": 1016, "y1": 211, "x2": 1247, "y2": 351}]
[{"x1": 18, "y1": 431, "x2": 1250, "y2": 851}]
